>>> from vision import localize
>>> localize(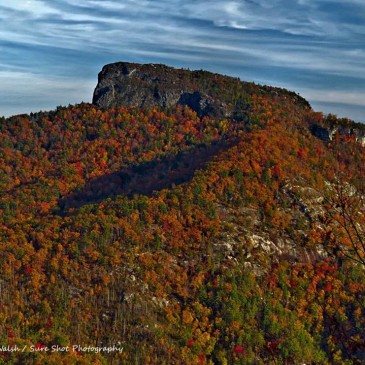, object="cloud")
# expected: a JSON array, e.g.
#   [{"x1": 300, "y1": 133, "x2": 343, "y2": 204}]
[
  {"x1": 300, "y1": 88, "x2": 365, "y2": 108},
  {"x1": 0, "y1": 70, "x2": 94, "y2": 116}
]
